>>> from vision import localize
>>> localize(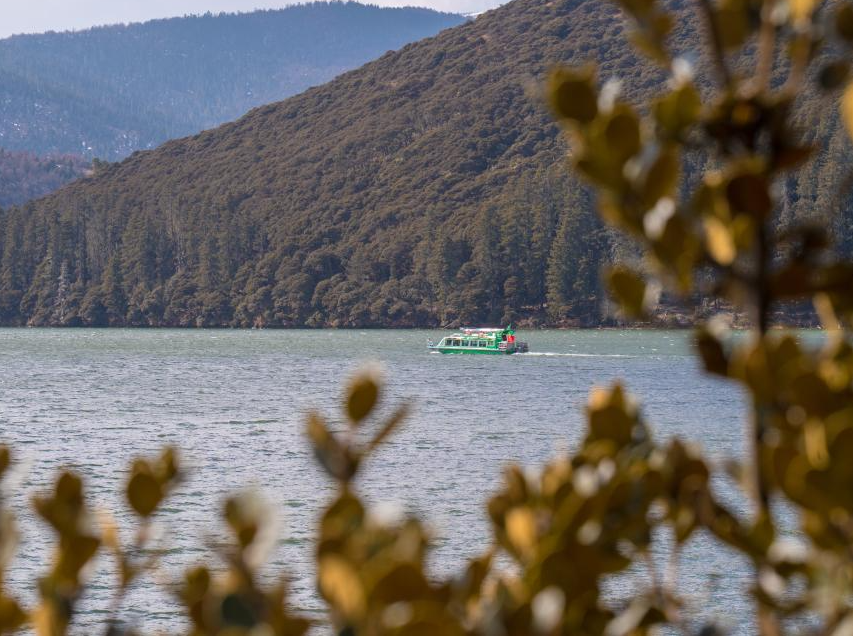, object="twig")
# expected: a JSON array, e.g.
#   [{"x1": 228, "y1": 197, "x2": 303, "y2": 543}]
[
  {"x1": 754, "y1": 0, "x2": 778, "y2": 93},
  {"x1": 697, "y1": 0, "x2": 733, "y2": 88}
]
